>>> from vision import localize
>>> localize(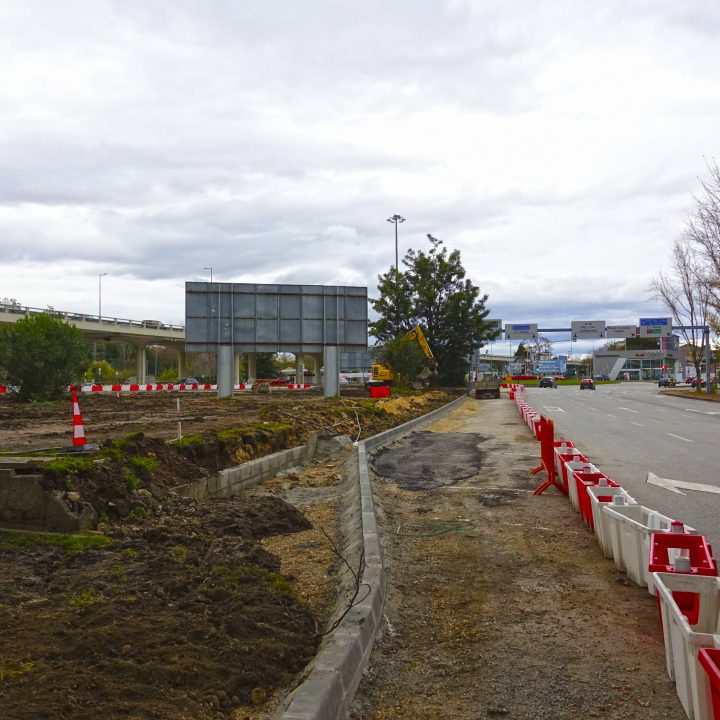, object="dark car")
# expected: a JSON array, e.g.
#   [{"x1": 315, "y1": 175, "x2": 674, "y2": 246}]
[
  {"x1": 538, "y1": 377, "x2": 557, "y2": 388},
  {"x1": 579, "y1": 377, "x2": 595, "y2": 390},
  {"x1": 658, "y1": 376, "x2": 671, "y2": 387}
]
